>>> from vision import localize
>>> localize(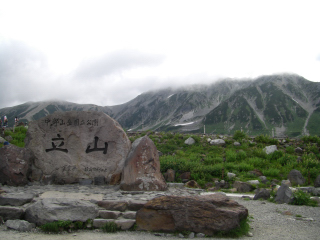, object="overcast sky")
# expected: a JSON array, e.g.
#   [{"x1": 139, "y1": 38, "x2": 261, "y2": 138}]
[{"x1": 0, "y1": 0, "x2": 320, "y2": 109}]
